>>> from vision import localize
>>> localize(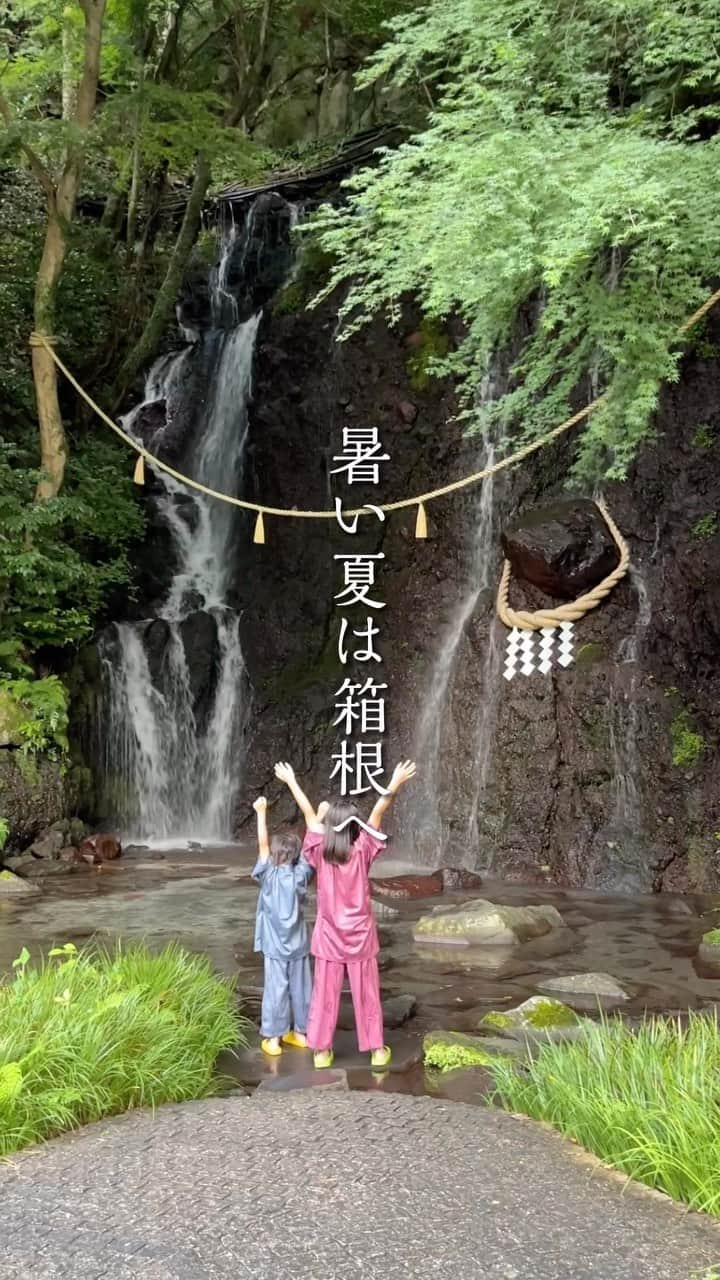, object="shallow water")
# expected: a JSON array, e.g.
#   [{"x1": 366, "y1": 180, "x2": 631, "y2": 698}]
[{"x1": 2, "y1": 845, "x2": 719, "y2": 1101}]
